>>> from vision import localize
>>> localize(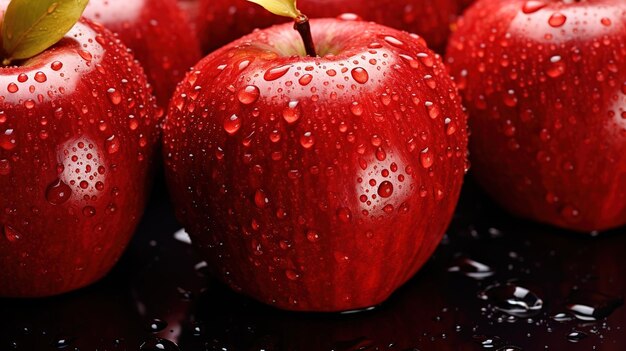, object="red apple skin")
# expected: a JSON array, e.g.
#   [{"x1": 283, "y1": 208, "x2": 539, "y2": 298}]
[
  {"x1": 446, "y1": 0, "x2": 626, "y2": 232},
  {"x1": 84, "y1": 0, "x2": 201, "y2": 106},
  {"x1": 0, "y1": 19, "x2": 160, "y2": 297},
  {"x1": 177, "y1": 0, "x2": 200, "y2": 31},
  {"x1": 163, "y1": 18, "x2": 468, "y2": 311},
  {"x1": 196, "y1": 0, "x2": 459, "y2": 54}
]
